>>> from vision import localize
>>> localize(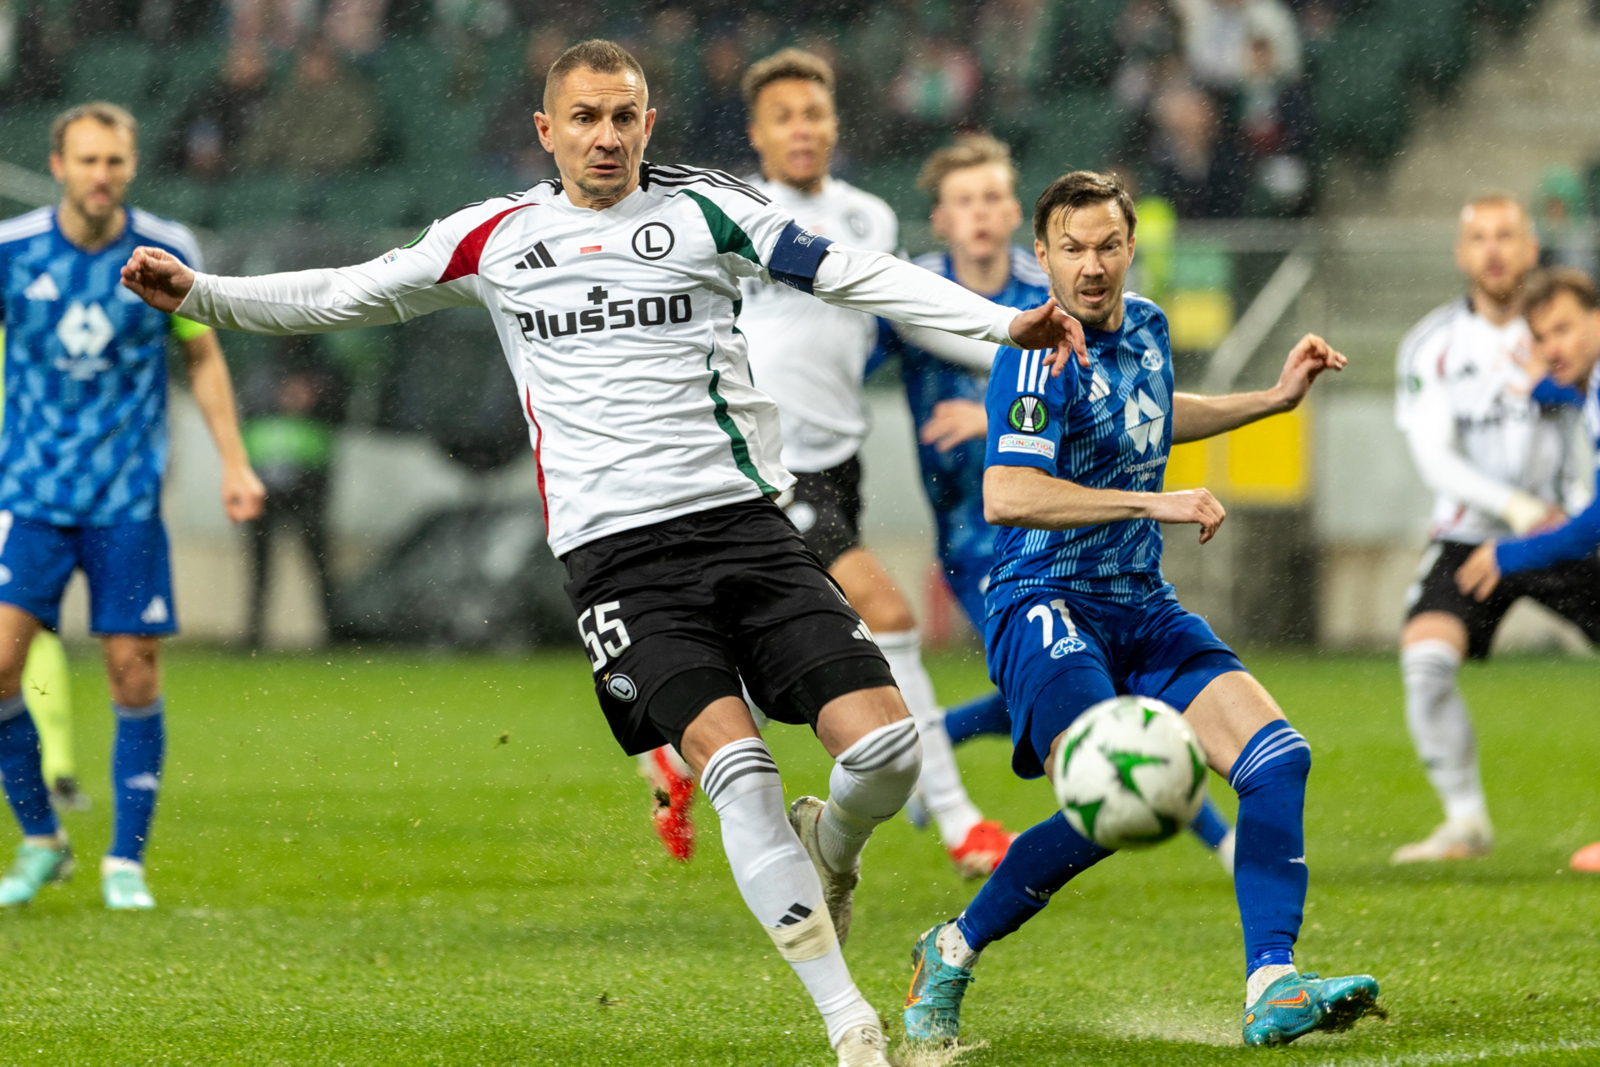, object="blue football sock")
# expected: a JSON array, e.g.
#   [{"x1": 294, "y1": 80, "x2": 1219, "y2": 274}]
[
  {"x1": 0, "y1": 694, "x2": 58, "y2": 837},
  {"x1": 1229, "y1": 720, "x2": 1312, "y2": 976},
  {"x1": 109, "y1": 697, "x2": 165, "y2": 864},
  {"x1": 955, "y1": 811, "x2": 1111, "y2": 951},
  {"x1": 943, "y1": 690, "x2": 1011, "y2": 746},
  {"x1": 1189, "y1": 796, "x2": 1231, "y2": 849}
]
